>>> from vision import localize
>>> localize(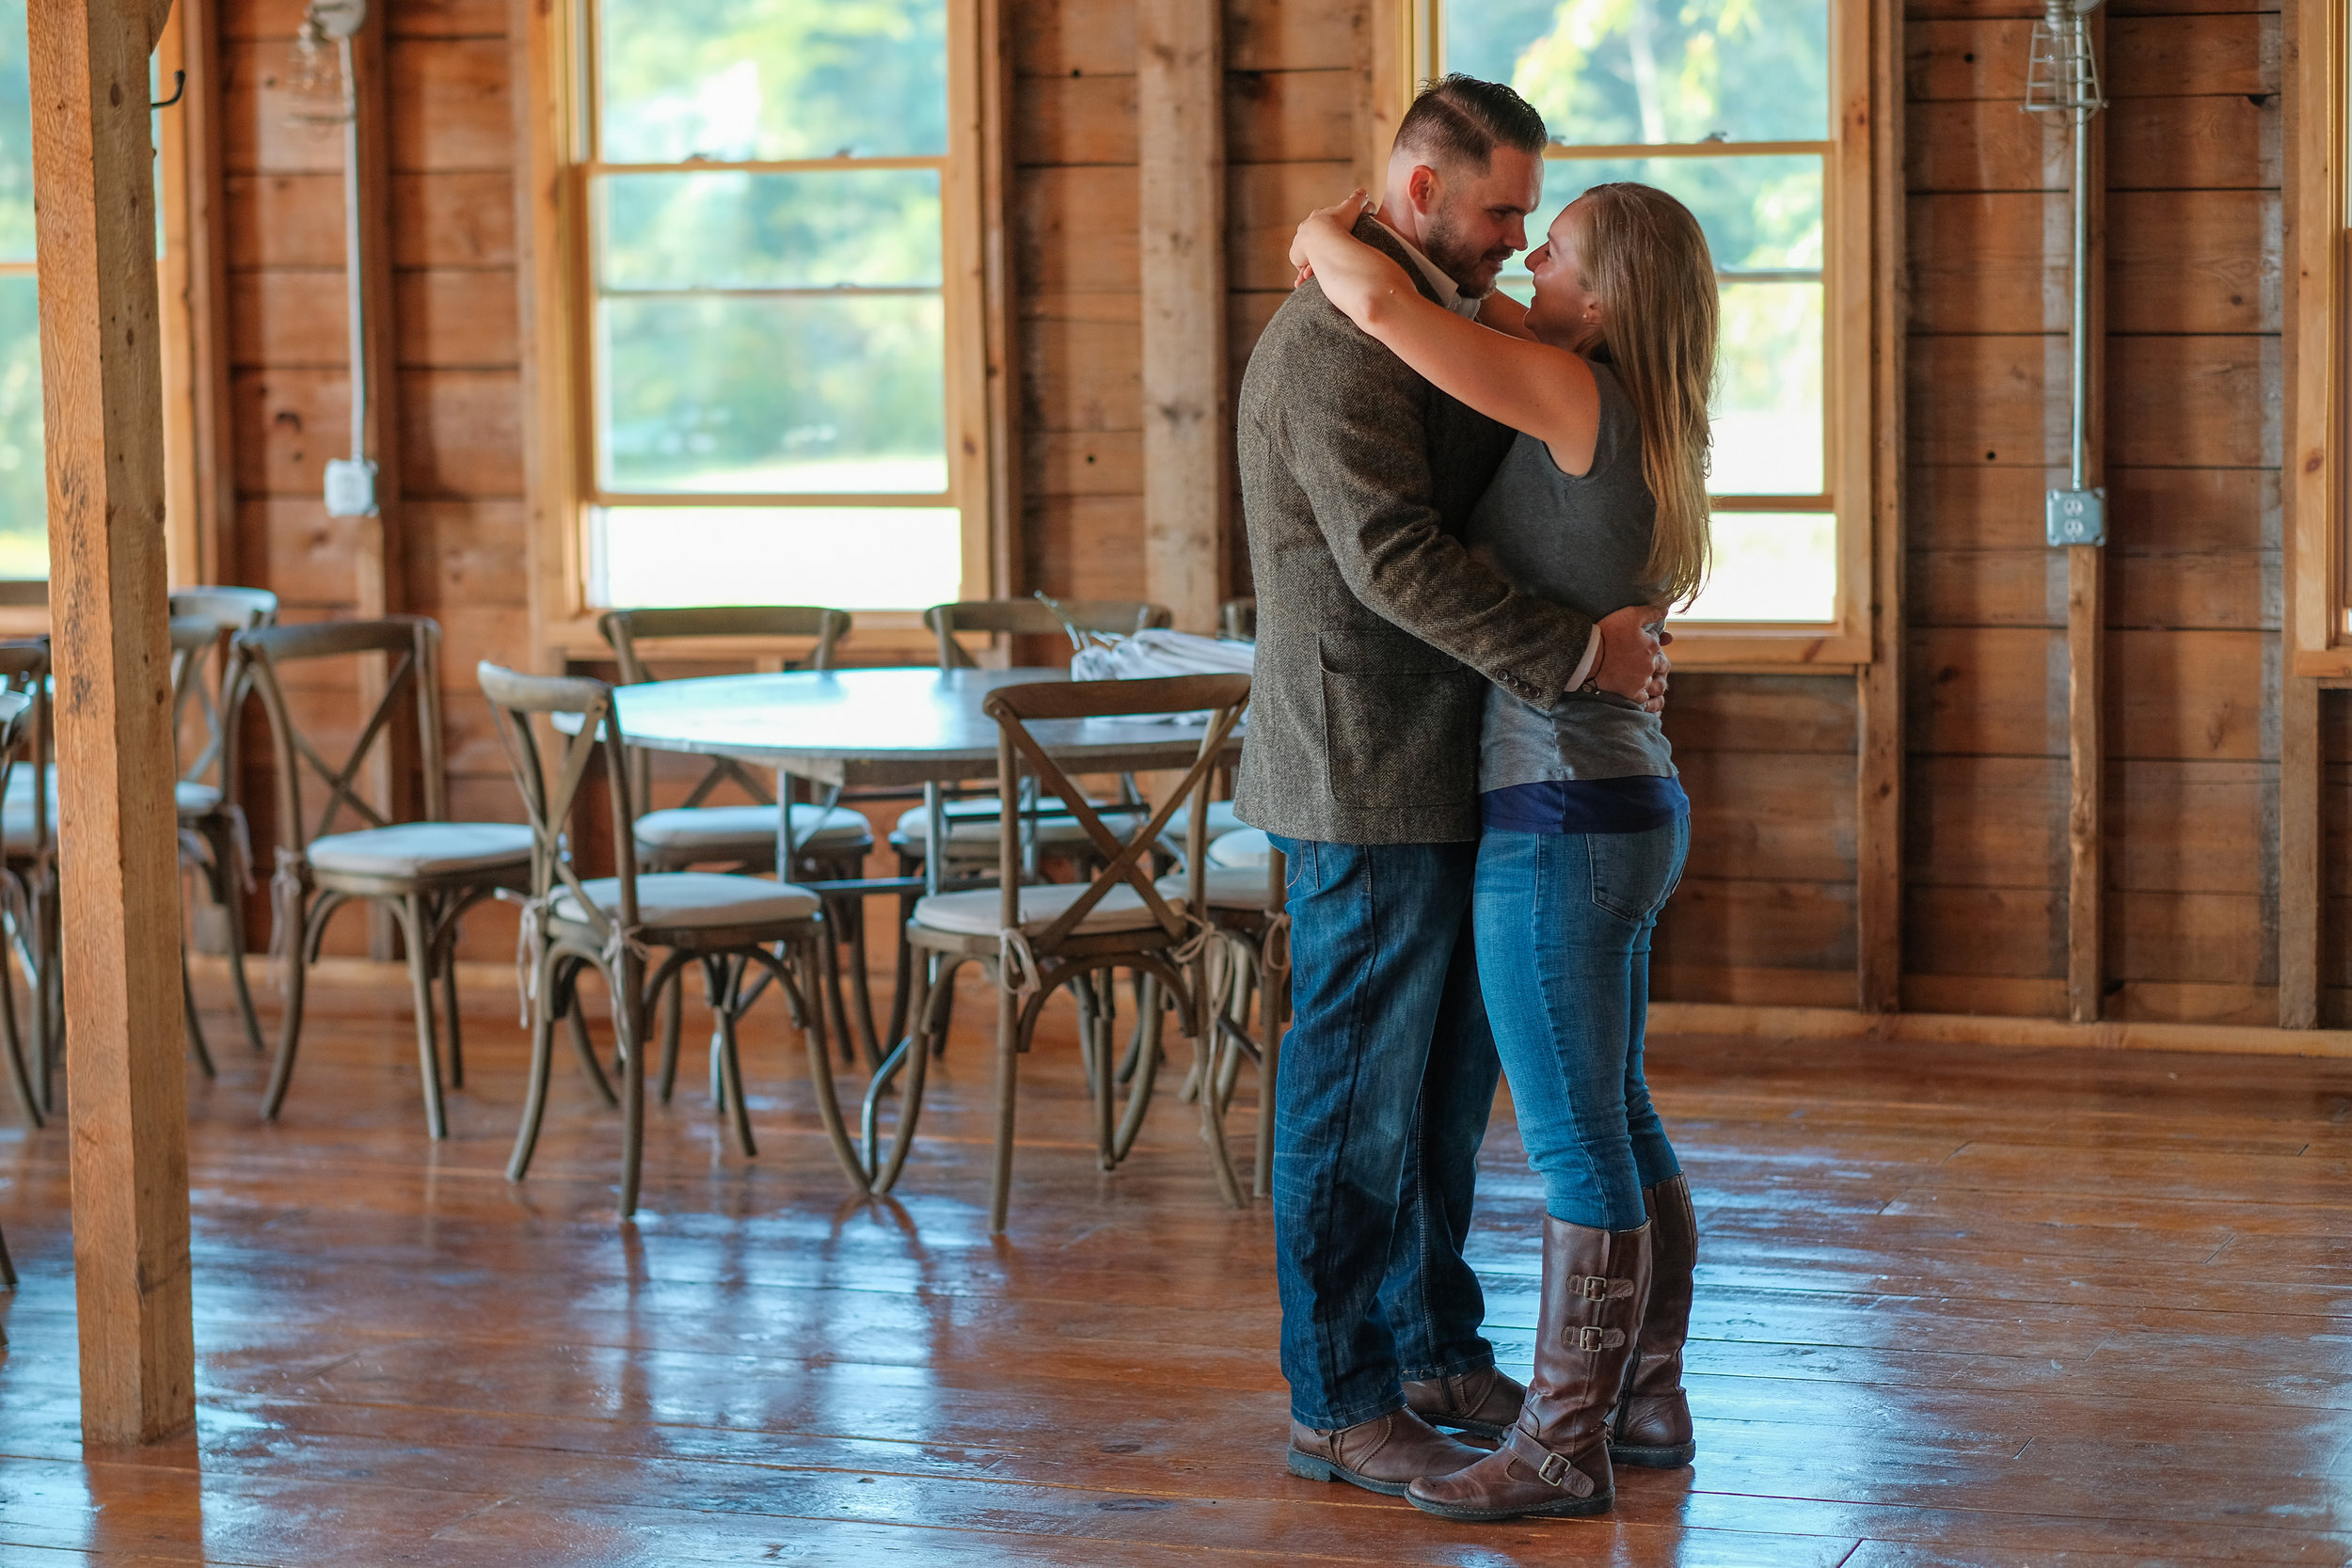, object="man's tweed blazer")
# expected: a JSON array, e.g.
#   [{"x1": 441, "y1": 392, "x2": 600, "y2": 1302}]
[{"x1": 1232, "y1": 217, "x2": 1599, "y2": 846}]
